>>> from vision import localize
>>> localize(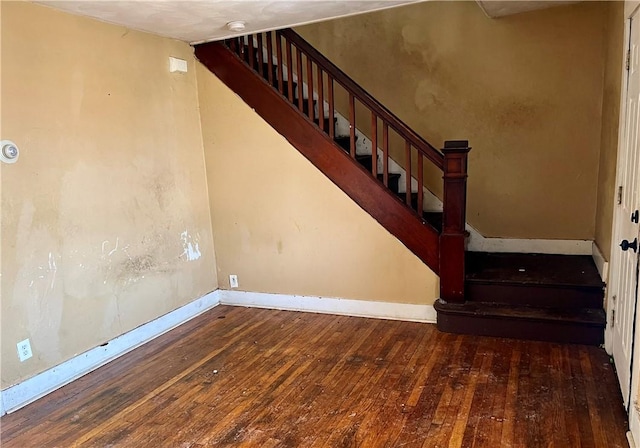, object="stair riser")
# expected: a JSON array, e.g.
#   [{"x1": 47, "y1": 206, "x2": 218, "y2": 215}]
[
  {"x1": 396, "y1": 192, "x2": 419, "y2": 209},
  {"x1": 274, "y1": 80, "x2": 297, "y2": 97},
  {"x1": 357, "y1": 156, "x2": 376, "y2": 172},
  {"x1": 466, "y1": 283, "x2": 603, "y2": 309},
  {"x1": 436, "y1": 313, "x2": 604, "y2": 345},
  {"x1": 314, "y1": 118, "x2": 335, "y2": 132},
  {"x1": 335, "y1": 138, "x2": 350, "y2": 152},
  {"x1": 378, "y1": 175, "x2": 400, "y2": 194}
]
